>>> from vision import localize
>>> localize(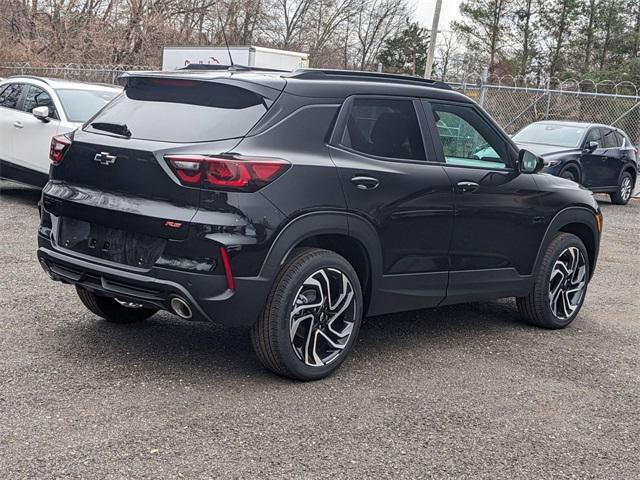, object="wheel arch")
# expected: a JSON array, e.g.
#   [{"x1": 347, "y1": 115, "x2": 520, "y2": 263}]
[
  {"x1": 533, "y1": 207, "x2": 600, "y2": 281},
  {"x1": 259, "y1": 211, "x2": 383, "y2": 315},
  {"x1": 559, "y1": 160, "x2": 582, "y2": 180}
]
